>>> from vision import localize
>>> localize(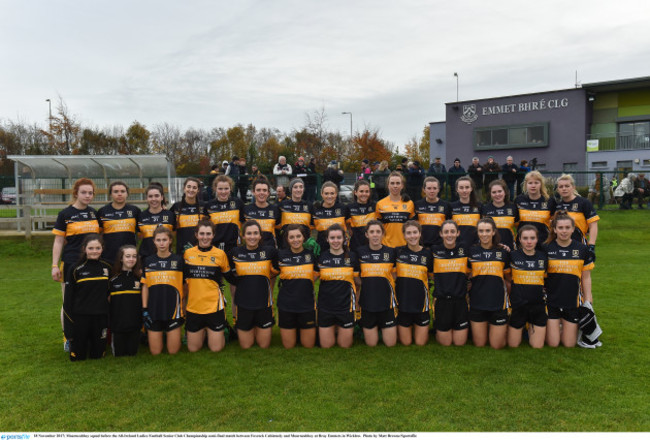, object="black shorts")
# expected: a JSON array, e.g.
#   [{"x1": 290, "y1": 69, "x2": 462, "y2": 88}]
[
  {"x1": 434, "y1": 296, "x2": 469, "y2": 332},
  {"x1": 149, "y1": 318, "x2": 184, "y2": 332},
  {"x1": 397, "y1": 311, "x2": 431, "y2": 327},
  {"x1": 469, "y1": 308, "x2": 509, "y2": 326},
  {"x1": 360, "y1": 309, "x2": 398, "y2": 329},
  {"x1": 317, "y1": 310, "x2": 355, "y2": 329},
  {"x1": 185, "y1": 310, "x2": 226, "y2": 333},
  {"x1": 235, "y1": 306, "x2": 274, "y2": 331},
  {"x1": 509, "y1": 303, "x2": 548, "y2": 329},
  {"x1": 278, "y1": 309, "x2": 316, "y2": 329},
  {"x1": 547, "y1": 305, "x2": 580, "y2": 324}
]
